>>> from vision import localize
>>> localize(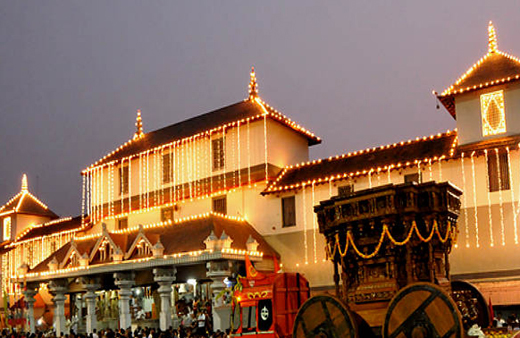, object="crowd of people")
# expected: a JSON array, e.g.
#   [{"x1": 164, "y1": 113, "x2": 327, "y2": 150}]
[{"x1": 0, "y1": 325, "x2": 230, "y2": 338}]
